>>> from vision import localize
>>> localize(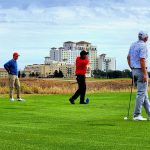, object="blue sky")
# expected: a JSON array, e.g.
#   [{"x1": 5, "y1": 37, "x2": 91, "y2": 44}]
[{"x1": 1, "y1": 0, "x2": 150, "y2": 70}]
